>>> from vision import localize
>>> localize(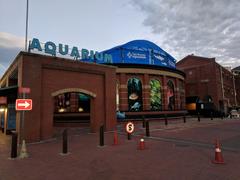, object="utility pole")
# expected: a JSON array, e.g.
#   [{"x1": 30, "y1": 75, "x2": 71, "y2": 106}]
[{"x1": 25, "y1": 0, "x2": 29, "y2": 51}]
